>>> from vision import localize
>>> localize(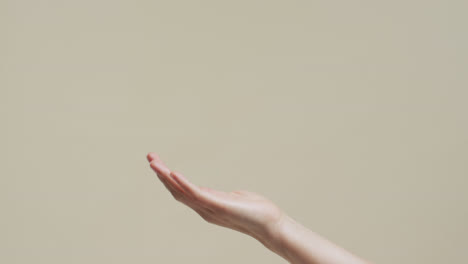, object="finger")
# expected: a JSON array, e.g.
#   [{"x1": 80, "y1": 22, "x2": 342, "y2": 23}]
[
  {"x1": 170, "y1": 172, "x2": 221, "y2": 214},
  {"x1": 147, "y1": 153, "x2": 169, "y2": 167},
  {"x1": 151, "y1": 165, "x2": 207, "y2": 210},
  {"x1": 157, "y1": 172, "x2": 185, "y2": 201},
  {"x1": 170, "y1": 171, "x2": 219, "y2": 204},
  {"x1": 146, "y1": 152, "x2": 159, "y2": 162},
  {"x1": 169, "y1": 171, "x2": 200, "y2": 197},
  {"x1": 150, "y1": 161, "x2": 186, "y2": 197}
]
